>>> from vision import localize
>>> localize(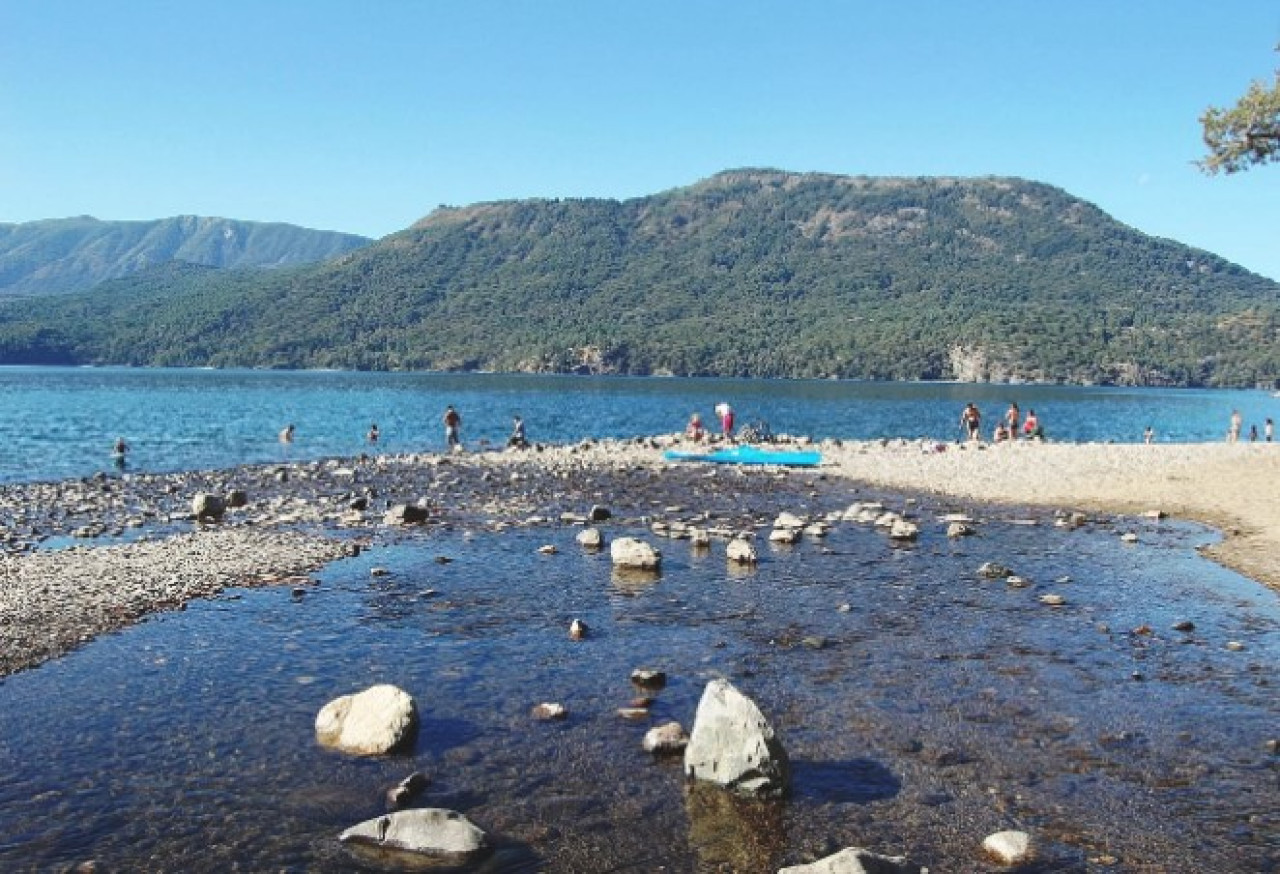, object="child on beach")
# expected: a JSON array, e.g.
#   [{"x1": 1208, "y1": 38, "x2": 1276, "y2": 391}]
[{"x1": 686, "y1": 412, "x2": 706, "y2": 442}]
